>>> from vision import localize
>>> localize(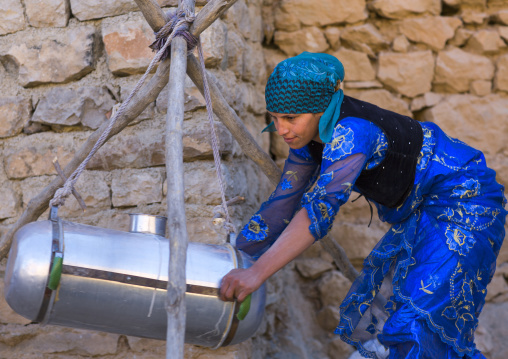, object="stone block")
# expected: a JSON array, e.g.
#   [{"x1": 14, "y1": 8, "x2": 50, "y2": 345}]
[
  {"x1": 4, "y1": 132, "x2": 87, "y2": 179},
  {"x1": 0, "y1": 186, "x2": 19, "y2": 220},
  {"x1": 32, "y1": 87, "x2": 116, "y2": 130},
  {"x1": 0, "y1": 279, "x2": 31, "y2": 325},
  {"x1": 70, "y1": 0, "x2": 138, "y2": 21},
  {"x1": 275, "y1": 0, "x2": 367, "y2": 28},
  {"x1": 340, "y1": 24, "x2": 388, "y2": 54},
  {"x1": 225, "y1": 29, "x2": 246, "y2": 79},
  {"x1": 57, "y1": 171, "x2": 111, "y2": 217},
  {"x1": 295, "y1": 258, "x2": 334, "y2": 280},
  {"x1": 324, "y1": 27, "x2": 341, "y2": 51},
  {"x1": 492, "y1": 10, "x2": 508, "y2": 25},
  {"x1": 434, "y1": 48, "x2": 494, "y2": 93},
  {"x1": 183, "y1": 161, "x2": 228, "y2": 206},
  {"x1": 2, "y1": 26, "x2": 95, "y2": 87},
  {"x1": 449, "y1": 28, "x2": 474, "y2": 47},
  {"x1": 243, "y1": 42, "x2": 267, "y2": 83},
  {"x1": 274, "y1": 26, "x2": 329, "y2": 57},
  {"x1": 316, "y1": 305, "x2": 341, "y2": 331},
  {"x1": 392, "y1": 35, "x2": 410, "y2": 53},
  {"x1": 494, "y1": 54, "x2": 508, "y2": 92},
  {"x1": 0, "y1": 325, "x2": 118, "y2": 356},
  {"x1": 333, "y1": 49, "x2": 375, "y2": 82},
  {"x1": 0, "y1": 0, "x2": 25, "y2": 35},
  {"x1": 466, "y1": 29, "x2": 506, "y2": 54},
  {"x1": 346, "y1": 89, "x2": 412, "y2": 118},
  {"x1": 120, "y1": 83, "x2": 156, "y2": 123},
  {"x1": 156, "y1": 76, "x2": 206, "y2": 115},
  {"x1": 377, "y1": 51, "x2": 435, "y2": 98},
  {"x1": 461, "y1": 10, "x2": 488, "y2": 25},
  {"x1": 485, "y1": 273, "x2": 508, "y2": 302},
  {"x1": 470, "y1": 80, "x2": 491, "y2": 96},
  {"x1": 410, "y1": 92, "x2": 443, "y2": 112},
  {"x1": 102, "y1": 15, "x2": 156, "y2": 76},
  {"x1": 25, "y1": 0, "x2": 70, "y2": 28},
  {"x1": 200, "y1": 19, "x2": 227, "y2": 68},
  {"x1": 248, "y1": 3, "x2": 264, "y2": 43},
  {"x1": 479, "y1": 302, "x2": 508, "y2": 359},
  {"x1": 371, "y1": 0, "x2": 441, "y2": 19},
  {"x1": 318, "y1": 270, "x2": 351, "y2": 307},
  {"x1": 0, "y1": 97, "x2": 31, "y2": 138},
  {"x1": 327, "y1": 336, "x2": 356, "y2": 359},
  {"x1": 224, "y1": 0, "x2": 252, "y2": 40},
  {"x1": 111, "y1": 168, "x2": 163, "y2": 207},
  {"x1": 420, "y1": 94, "x2": 508, "y2": 158},
  {"x1": 400, "y1": 16, "x2": 462, "y2": 51},
  {"x1": 475, "y1": 324, "x2": 493, "y2": 356},
  {"x1": 19, "y1": 175, "x2": 54, "y2": 211},
  {"x1": 0, "y1": 323, "x2": 40, "y2": 347},
  {"x1": 500, "y1": 26, "x2": 508, "y2": 44}
]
